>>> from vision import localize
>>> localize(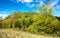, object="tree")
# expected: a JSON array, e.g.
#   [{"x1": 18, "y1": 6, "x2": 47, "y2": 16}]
[
  {"x1": 0, "y1": 17, "x2": 3, "y2": 28},
  {"x1": 37, "y1": 4, "x2": 54, "y2": 16}
]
